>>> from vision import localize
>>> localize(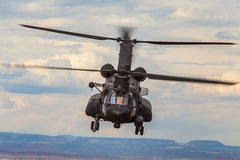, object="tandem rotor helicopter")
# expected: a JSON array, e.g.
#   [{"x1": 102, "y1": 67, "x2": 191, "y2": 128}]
[{"x1": 2, "y1": 24, "x2": 238, "y2": 135}]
